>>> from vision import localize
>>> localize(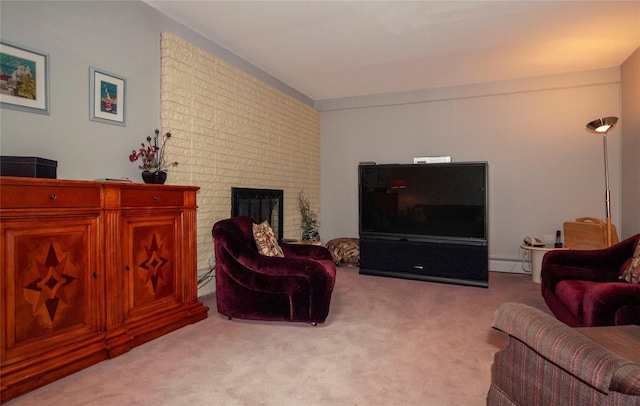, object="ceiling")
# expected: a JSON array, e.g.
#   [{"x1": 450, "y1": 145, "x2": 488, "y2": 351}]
[{"x1": 144, "y1": 1, "x2": 640, "y2": 101}]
